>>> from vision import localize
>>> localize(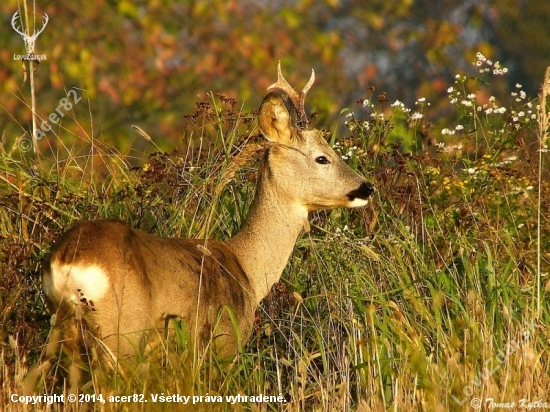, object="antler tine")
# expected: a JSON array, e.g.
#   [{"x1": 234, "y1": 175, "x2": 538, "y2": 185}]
[
  {"x1": 301, "y1": 69, "x2": 315, "y2": 98},
  {"x1": 296, "y1": 69, "x2": 315, "y2": 128},
  {"x1": 11, "y1": 11, "x2": 27, "y2": 36},
  {"x1": 268, "y1": 61, "x2": 301, "y2": 110},
  {"x1": 267, "y1": 62, "x2": 316, "y2": 129},
  {"x1": 33, "y1": 13, "x2": 49, "y2": 38}
]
